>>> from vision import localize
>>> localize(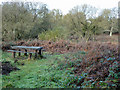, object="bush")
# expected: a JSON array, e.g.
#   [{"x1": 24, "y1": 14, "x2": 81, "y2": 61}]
[{"x1": 38, "y1": 27, "x2": 67, "y2": 41}]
